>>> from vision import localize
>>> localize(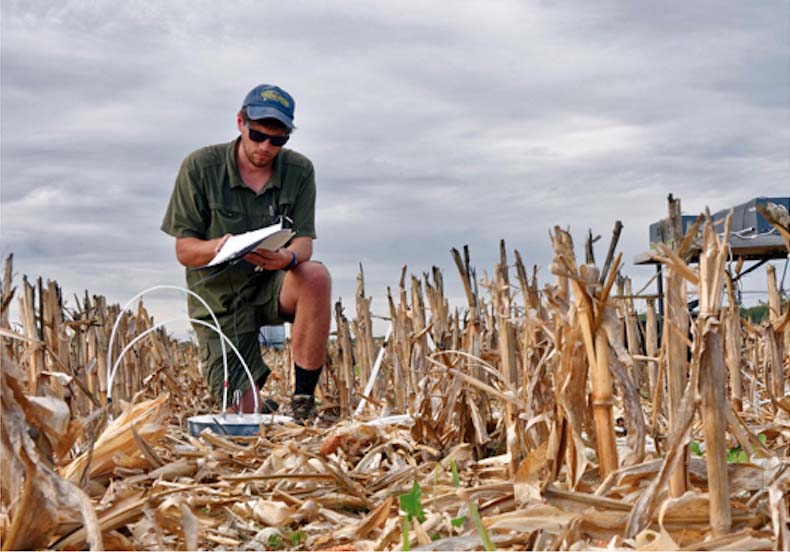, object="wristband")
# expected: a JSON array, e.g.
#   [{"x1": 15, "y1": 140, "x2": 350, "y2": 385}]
[{"x1": 286, "y1": 250, "x2": 298, "y2": 270}]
